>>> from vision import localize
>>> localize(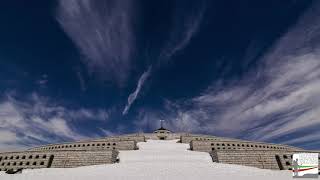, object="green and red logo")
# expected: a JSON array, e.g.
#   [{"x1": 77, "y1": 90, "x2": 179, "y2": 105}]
[{"x1": 292, "y1": 153, "x2": 318, "y2": 178}]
